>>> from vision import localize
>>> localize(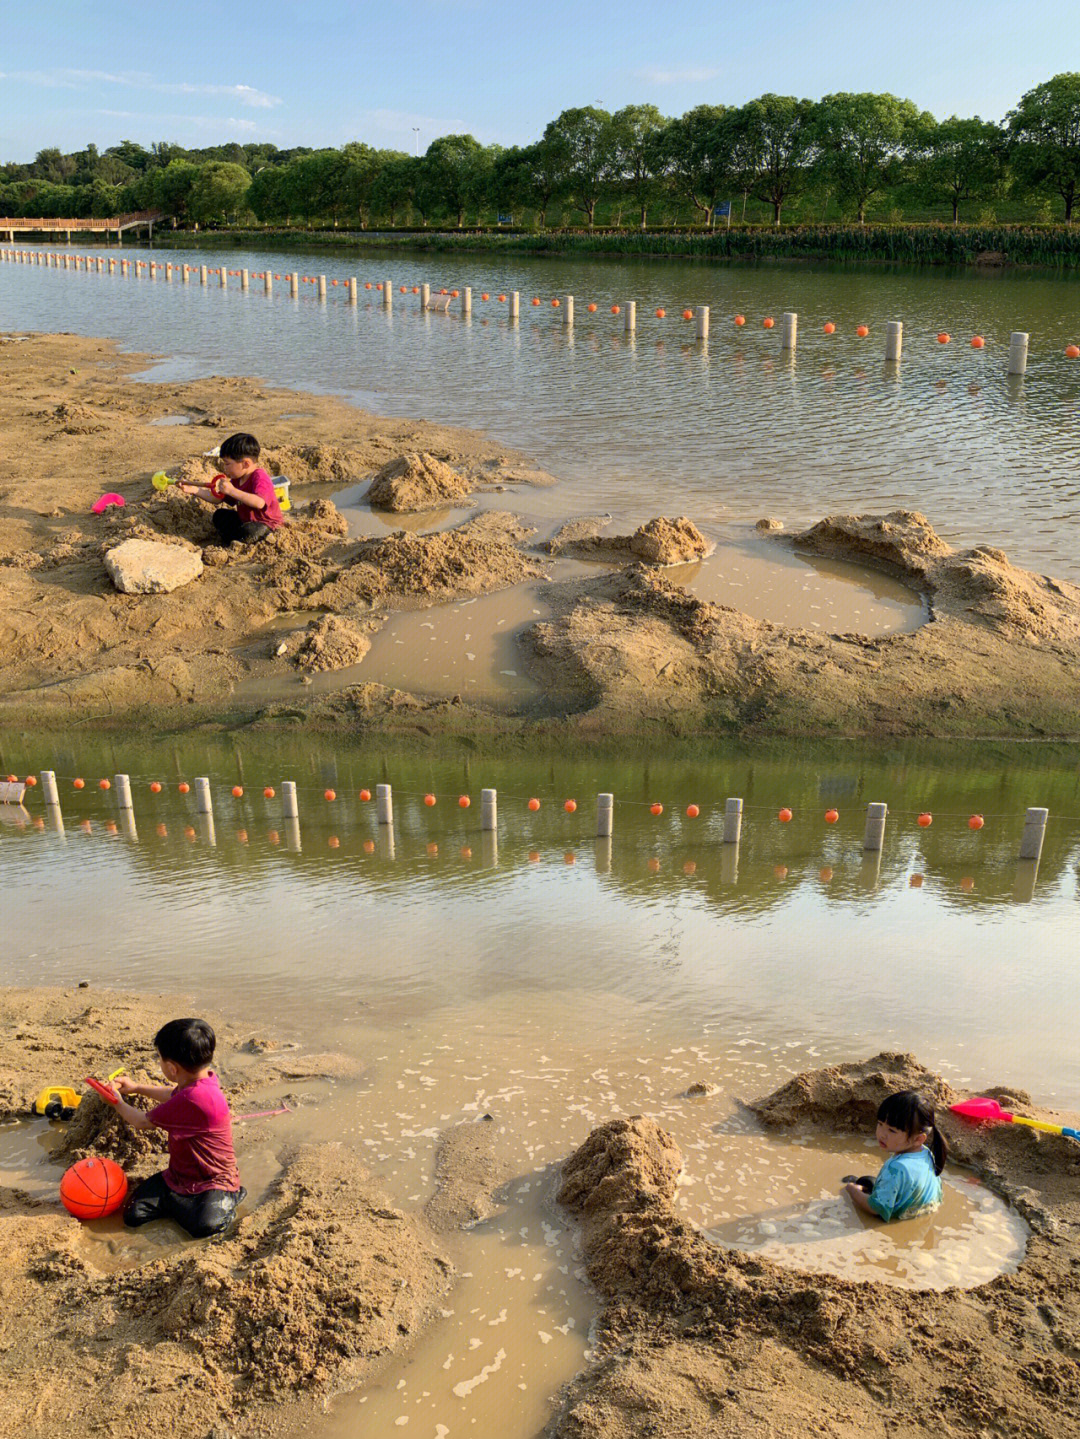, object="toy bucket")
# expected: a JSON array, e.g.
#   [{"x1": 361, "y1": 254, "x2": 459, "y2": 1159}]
[{"x1": 273, "y1": 478, "x2": 291, "y2": 512}]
